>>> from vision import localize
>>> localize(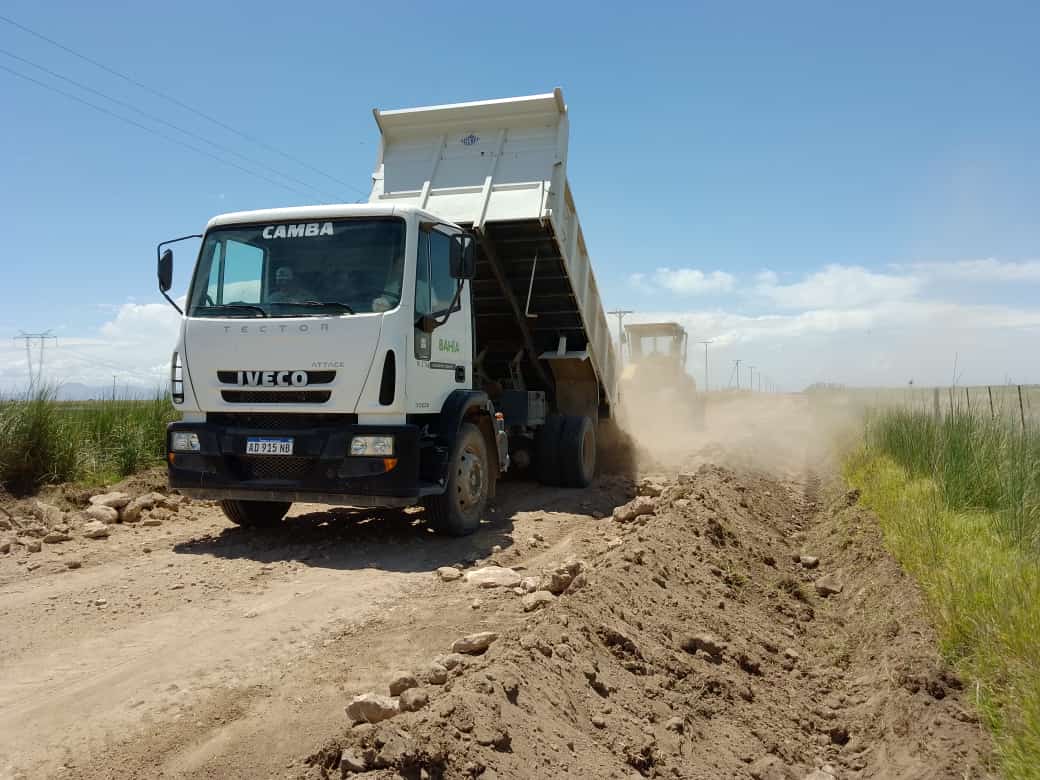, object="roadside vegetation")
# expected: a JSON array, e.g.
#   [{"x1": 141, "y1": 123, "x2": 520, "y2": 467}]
[
  {"x1": 846, "y1": 404, "x2": 1040, "y2": 777},
  {"x1": 0, "y1": 386, "x2": 175, "y2": 496}
]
